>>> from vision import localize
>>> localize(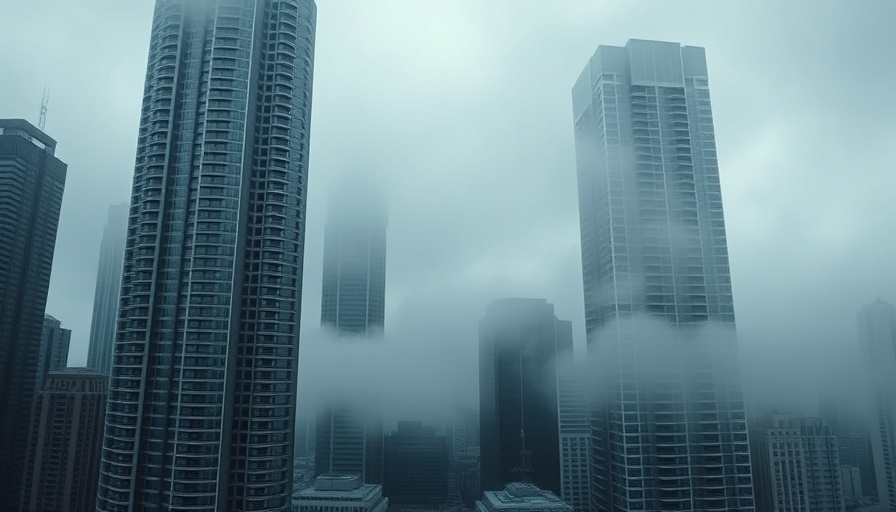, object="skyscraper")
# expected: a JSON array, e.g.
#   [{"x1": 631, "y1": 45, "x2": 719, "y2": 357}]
[
  {"x1": 0, "y1": 118, "x2": 68, "y2": 505},
  {"x1": 87, "y1": 202, "x2": 129, "y2": 375},
  {"x1": 20, "y1": 368, "x2": 107, "y2": 512},
  {"x1": 36, "y1": 314, "x2": 71, "y2": 392},
  {"x1": 856, "y1": 298, "x2": 896, "y2": 508},
  {"x1": 315, "y1": 175, "x2": 388, "y2": 485},
  {"x1": 95, "y1": 1, "x2": 316, "y2": 511},
  {"x1": 320, "y1": 175, "x2": 387, "y2": 335},
  {"x1": 572, "y1": 40, "x2": 754, "y2": 510},
  {"x1": 479, "y1": 298, "x2": 572, "y2": 495}
]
